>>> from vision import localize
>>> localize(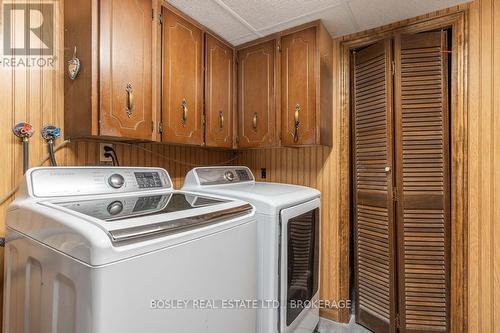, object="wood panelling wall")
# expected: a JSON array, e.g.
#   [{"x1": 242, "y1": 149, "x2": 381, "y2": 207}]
[{"x1": 467, "y1": 0, "x2": 500, "y2": 331}]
